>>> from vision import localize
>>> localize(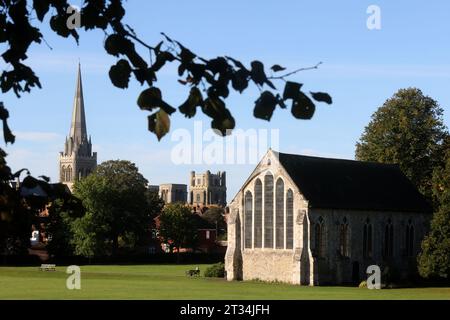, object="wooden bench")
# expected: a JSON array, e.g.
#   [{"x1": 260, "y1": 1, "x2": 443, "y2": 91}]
[
  {"x1": 39, "y1": 264, "x2": 56, "y2": 272},
  {"x1": 185, "y1": 268, "x2": 200, "y2": 277}
]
